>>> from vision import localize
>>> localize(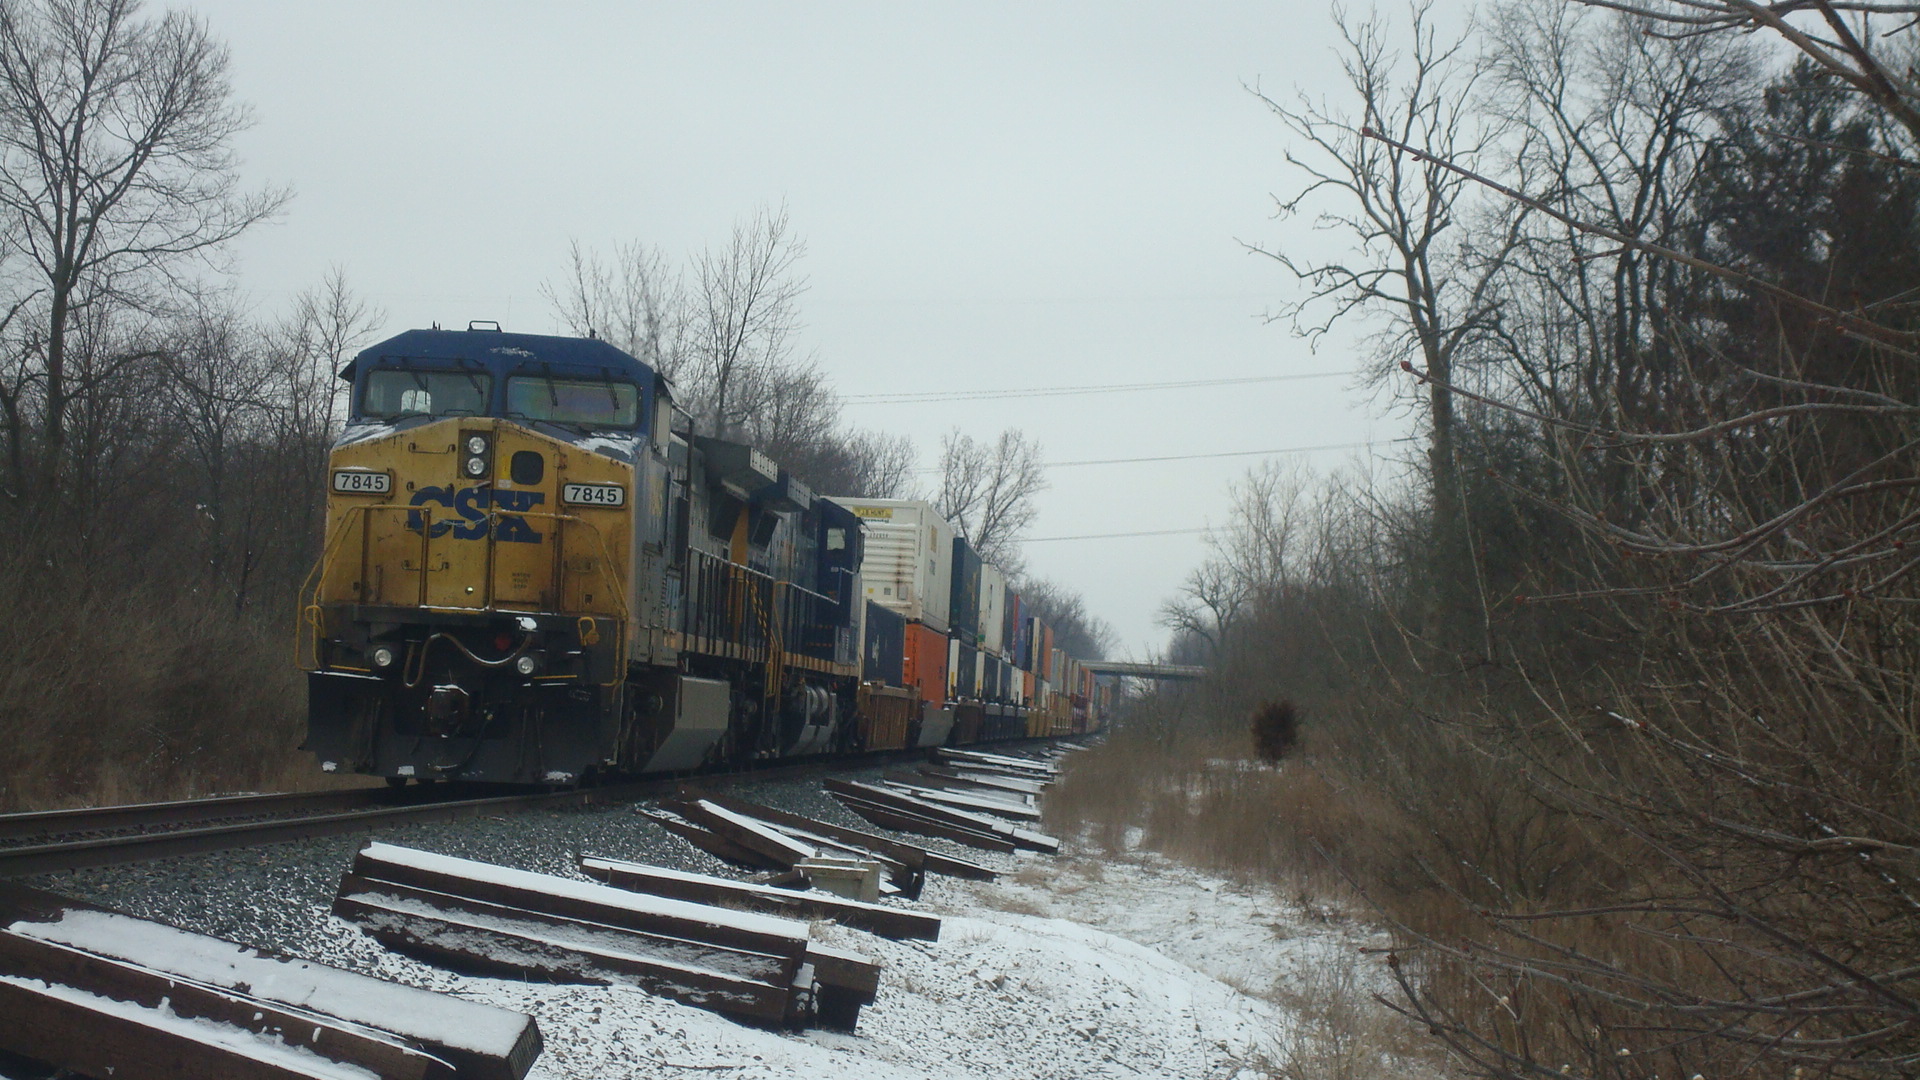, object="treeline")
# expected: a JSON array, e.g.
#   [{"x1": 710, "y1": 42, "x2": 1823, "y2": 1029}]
[
  {"x1": 1111, "y1": 4, "x2": 1920, "y2": 1079},
  {"x1": 0, "y1": 0, "x2": 1114, "y2": 809},
  {"x1": 0, "y1": 0, "x2": 912, "y2": 809}
]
